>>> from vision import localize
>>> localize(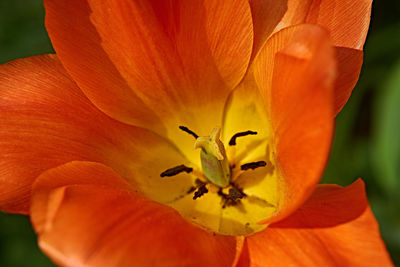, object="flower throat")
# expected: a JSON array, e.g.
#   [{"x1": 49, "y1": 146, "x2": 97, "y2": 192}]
[{"x1": 160, "y1": 126, "x2": 267, "y2": 206}]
